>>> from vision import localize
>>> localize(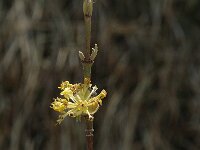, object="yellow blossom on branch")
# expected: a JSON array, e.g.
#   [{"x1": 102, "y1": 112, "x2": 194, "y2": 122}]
[{"x1": 50, "y1": 78, "x2": 107, "y2": 124}]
